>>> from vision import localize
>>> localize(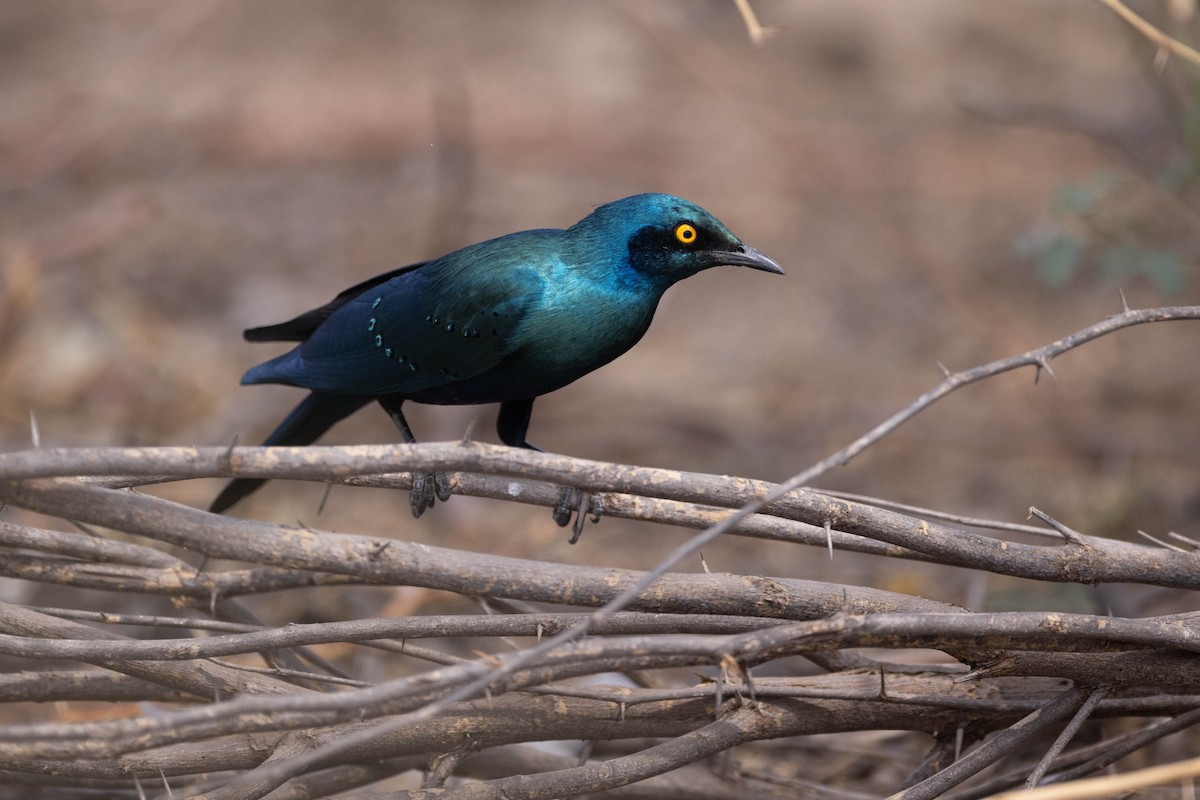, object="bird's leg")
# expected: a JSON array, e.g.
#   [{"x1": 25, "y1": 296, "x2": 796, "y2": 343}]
[
  {"x1": 378, "y1": 397, "x2": 448, "y2": 517},
  {"x1": 497, "y1": 398, "x2": 602, "y2": 541},
  {"x1": 565, "y1": 490, "x2": 604, "y2": 545}
]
